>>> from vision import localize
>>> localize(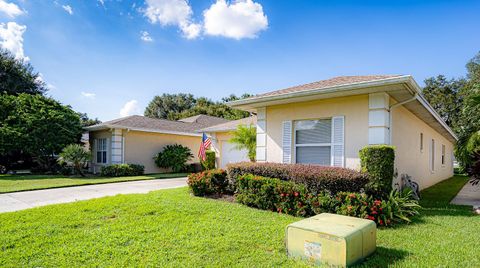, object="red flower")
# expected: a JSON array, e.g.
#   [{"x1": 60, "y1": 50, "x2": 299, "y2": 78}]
[
  {"x1": 367, "y1": 216, "x2": 375, "y2": 221},
  {"x1": 280, "y1": 193, "x2": 285, "y2": 197},
  {"x1": 374, "y1": 200, "x2": 382, "y2": 206},
  {"x1": 347, "y1": 205, "x2": 353, "y2": 211},
  {"x1": 294, "y1": 192, "x2": 299, "y2": 197},
  {"x1": 349, "y1": 193, "x2": 356, "y2": 198},
  {"x1": 371, "y1": 210, "x2": 378, "y2": 215},
  {"x1": 379, "y1": 219, "x2": 384, "y2": 225}
]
